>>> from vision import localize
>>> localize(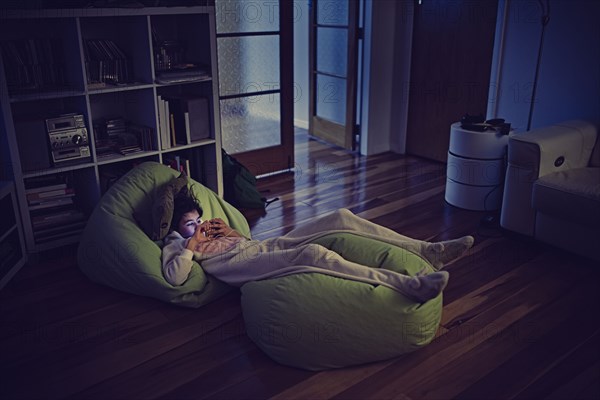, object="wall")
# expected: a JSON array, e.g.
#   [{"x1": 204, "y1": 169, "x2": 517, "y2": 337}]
[
  {"x1": 360, "y1": 0, "x2": 414, "y2": 156},
  {"x1": 488, "y1": 0, "x2": 600, "y2": 131}
]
